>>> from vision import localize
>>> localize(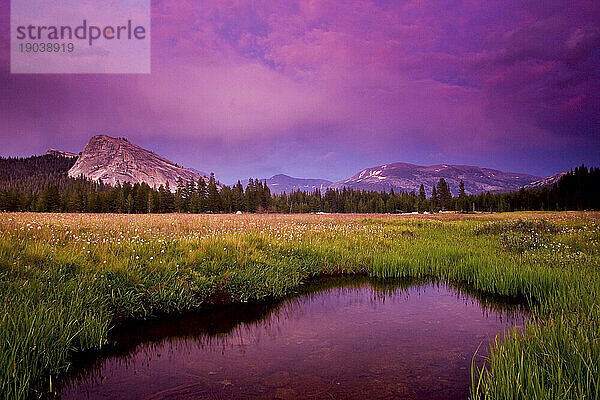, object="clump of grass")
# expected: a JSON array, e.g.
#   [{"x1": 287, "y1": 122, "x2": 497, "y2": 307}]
[
  {"x1": 472, "y1": 313, "x2": 600, "y2": 399},
  {"x1": 499, "y1": 231, "x2": 551, "y2": 253},
  {"x1": 475, "y1": 219, "x2": 560, "y2": 236}
]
